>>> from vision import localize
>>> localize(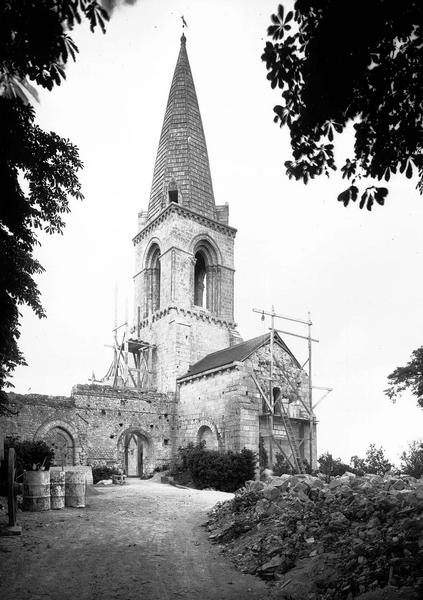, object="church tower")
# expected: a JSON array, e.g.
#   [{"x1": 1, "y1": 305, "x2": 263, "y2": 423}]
[{"x1": 133, "y1": 35, "x2": 239, "y2": 392}]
